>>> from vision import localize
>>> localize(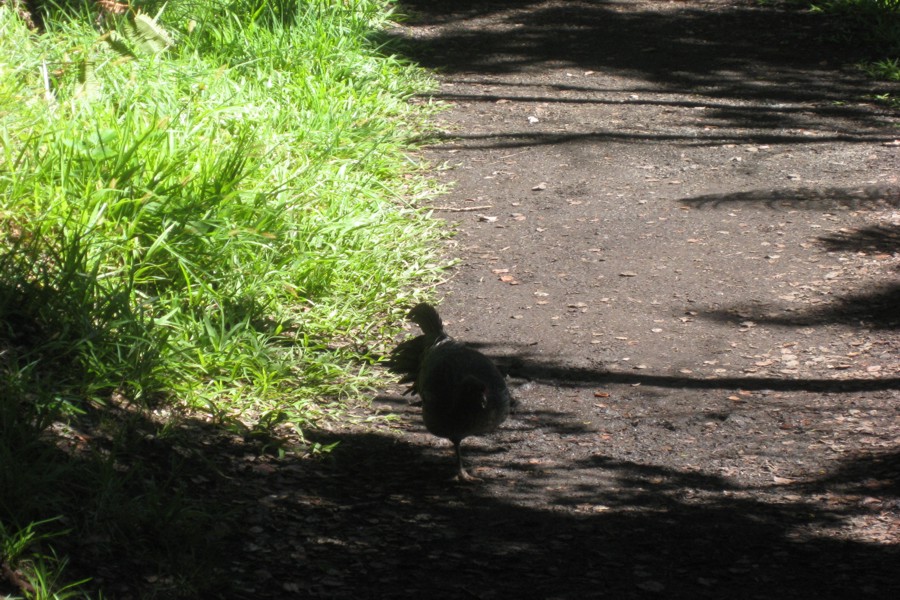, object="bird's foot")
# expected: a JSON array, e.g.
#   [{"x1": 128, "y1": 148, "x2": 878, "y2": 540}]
[{"x1": 456, "y1": 469, "x2": 482, "y2": 483}]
